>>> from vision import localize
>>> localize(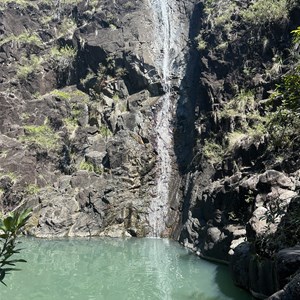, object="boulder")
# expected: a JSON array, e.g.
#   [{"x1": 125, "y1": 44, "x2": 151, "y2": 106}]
[{"x1": 276, "y1": 246, "x2": 300, "y2": 289}]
